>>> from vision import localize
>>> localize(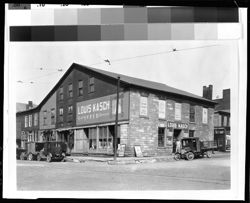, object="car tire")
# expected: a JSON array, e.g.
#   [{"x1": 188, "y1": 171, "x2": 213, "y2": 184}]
[
  {"x1": 46, "y1": 154, "x2": 52, "y2": 162},
  {"x1": 186, "y1": 152, "x2": 195, "y2": 161},
  {"x1": 174, "y1": 153, "x2": 181, "y2": 161},
  {"x1": 27, "y1": 153, "x2": 33, "y2": 161},
  {"x1": 206, "y1": 151, "x2": 212, "y2": 158},
  {"x1": 37, "y1": 154, "x2": 41, "y2": 161},
  {"x1": 20, "y1": 152, "x2": 25, "y2": 160}
]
